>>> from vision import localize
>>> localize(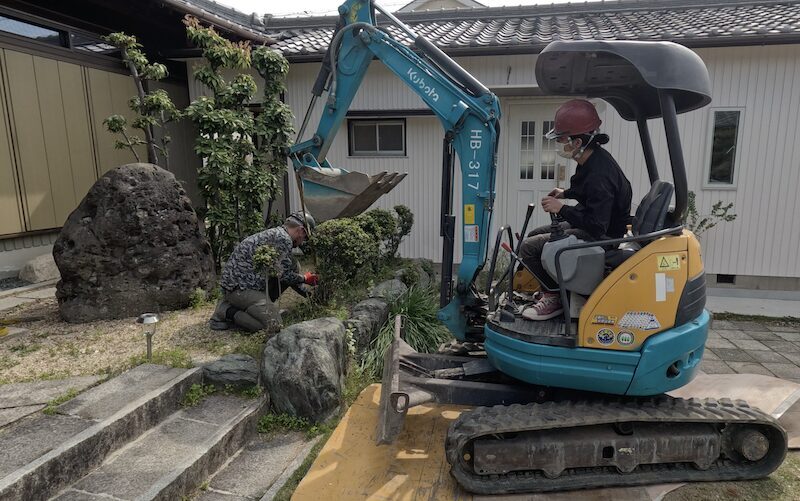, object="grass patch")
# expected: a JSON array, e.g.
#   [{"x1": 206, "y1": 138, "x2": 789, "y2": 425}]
[
  {"x1": 9, "y1": 343, "x2": 41, "y2": 355},
  {"x1": 127, "y1": 348, "x2": 193, "y2": 369},
  {"x1": 665, "y1": 451, "x2": 800, "y2": 500},
  {"x1": 188, "y1": 287, "x2": 209, "y2": 309},
  {"x1": 713, "y1": 312, "x2": 800, "y2": 328},
  {"x1": 181, "y1": 383, "x2": 216, "y2": 407},
  {"x1": 361, "y1": 286, "x2": 451, "y2": 378},
  {"x1": 231, "y1": 334, "x2": 266, "y2": 360},
  {"x1": 42, "y1": 387, "x2": 80, "y2": 415},
  {"x1": 257, "y1": 413, "x2": 333, "y2": 439},
  {"x1": 0, "y1": 355, "x2": 19, "y2": 371},
  {"x1": 222, "y1": 384, "x2": 263, "y2": 399}
]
